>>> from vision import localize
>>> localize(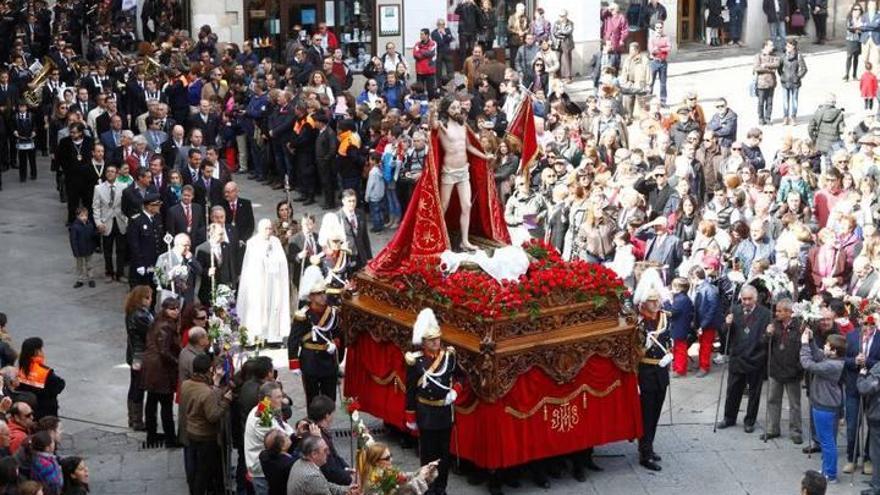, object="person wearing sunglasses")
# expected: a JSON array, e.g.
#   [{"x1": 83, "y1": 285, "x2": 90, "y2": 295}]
[{"x1": 707, "y1": 97, "x2": 738, "y2": 149}]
